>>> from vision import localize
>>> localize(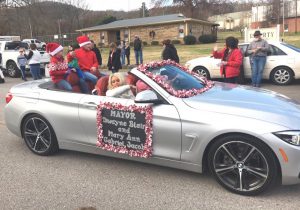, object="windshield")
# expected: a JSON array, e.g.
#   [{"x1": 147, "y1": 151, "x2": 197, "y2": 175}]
[
  {"x1": 149, "y1": 65, "x2": 205, "y2": 91},
  {"x1": 281, "y1": 43, "x2": 300, "y2": 53}
]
